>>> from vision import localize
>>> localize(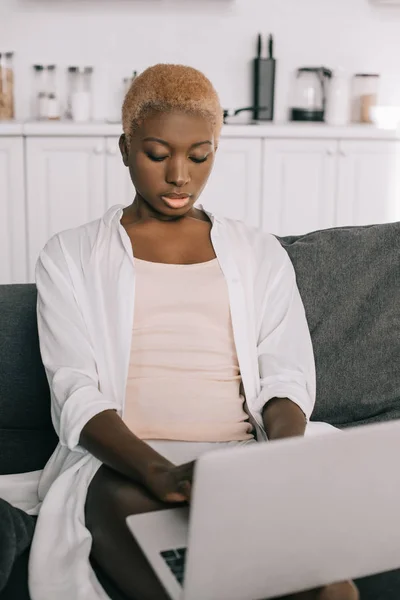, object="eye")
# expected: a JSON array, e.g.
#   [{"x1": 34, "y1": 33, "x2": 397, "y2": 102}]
[
  {"x1": 146, "y1": 153, "x2": 168, "y2": 162},
  {"x1": 190, "y1": 156, "x2": 208, "y2": 164}
]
